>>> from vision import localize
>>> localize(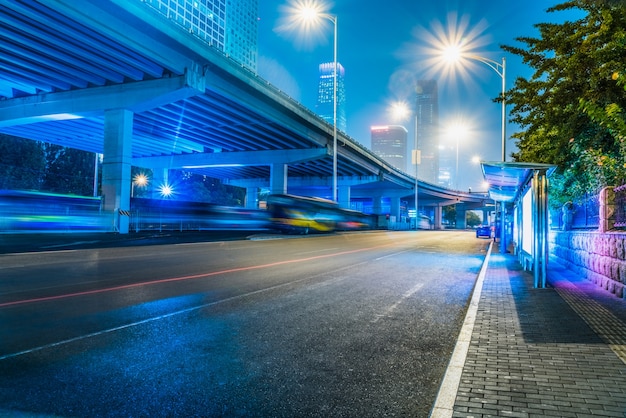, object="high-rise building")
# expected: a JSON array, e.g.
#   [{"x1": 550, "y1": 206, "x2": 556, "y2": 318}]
[
  {"x1": 371, "y1": 125, "x2": 408, "y2": 171},
  {"x1": 316, "y1": 62, "x2": 346, "y2": 132},
  {"x1": 139, "y1": 0, "x2": 258, "y2": 71},
  {"x1": 414, "y1": 80, "x2": 439, "y2": 184}
]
